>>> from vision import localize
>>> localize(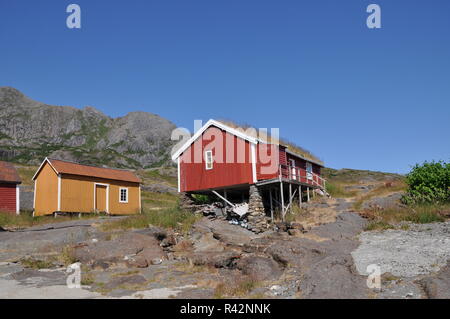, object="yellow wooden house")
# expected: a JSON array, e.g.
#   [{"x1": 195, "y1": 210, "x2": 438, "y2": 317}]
[{"x1": 32, "y1": 158, "x2": 141, "y2": 216}]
